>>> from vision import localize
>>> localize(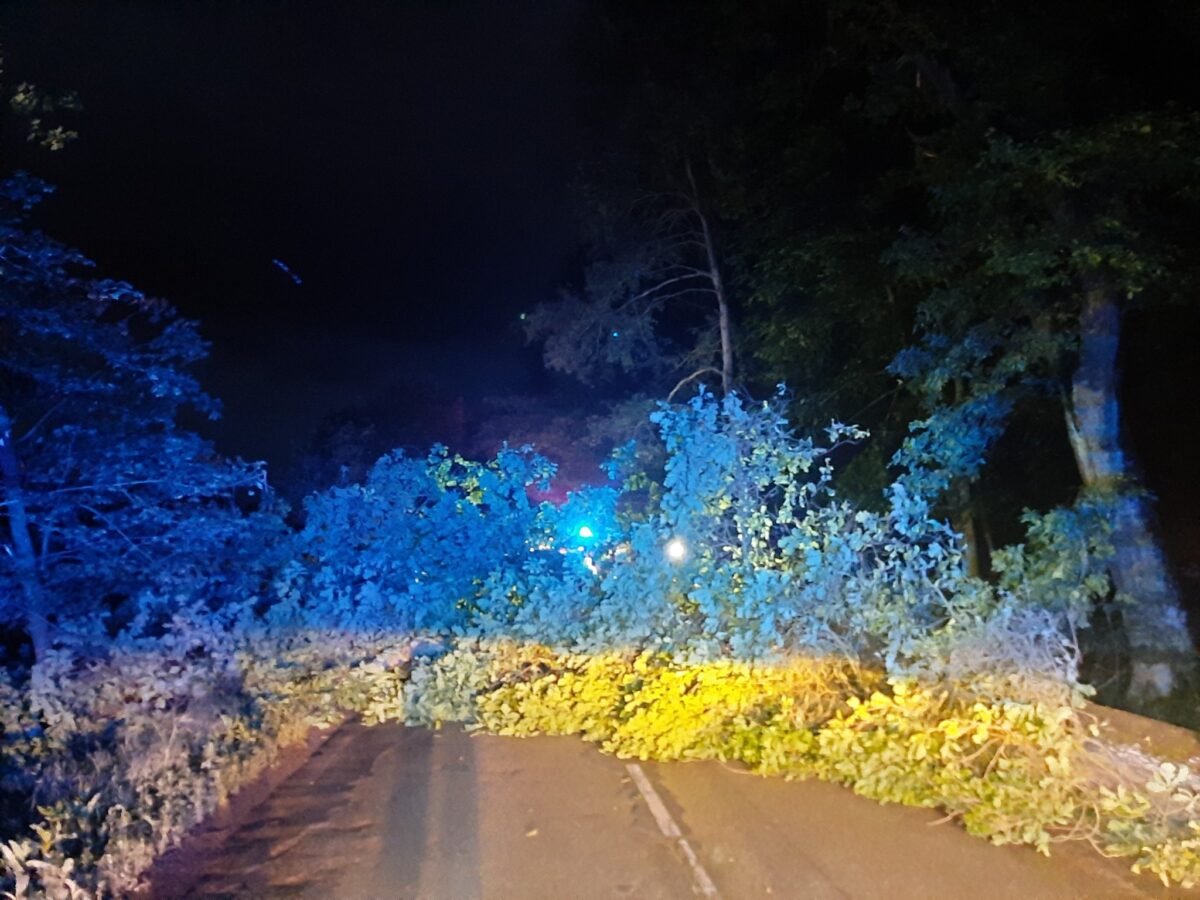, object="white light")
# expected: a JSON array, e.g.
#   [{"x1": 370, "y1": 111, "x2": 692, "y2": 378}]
[
  {"x1": 665, "y1": 537, "x2": 687, "y2": 563},
  {"x1": 578, "y1": 525, "x2": 594, "y2": 539}
]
